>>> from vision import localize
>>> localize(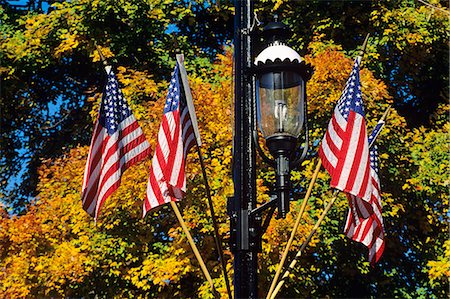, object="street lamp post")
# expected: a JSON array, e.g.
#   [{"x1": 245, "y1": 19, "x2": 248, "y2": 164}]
[
  {"x1": 230, "y1": 1, "x2": 313, "y2": 298},
  {"x1": 231, "y1": 0, "x2": 258, "y2": 297}
]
